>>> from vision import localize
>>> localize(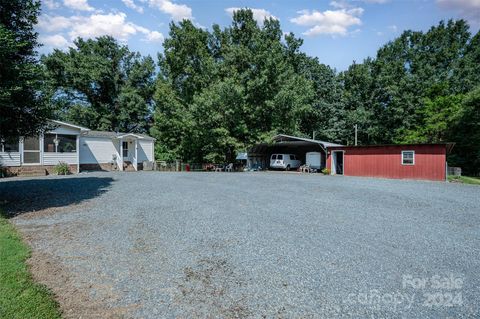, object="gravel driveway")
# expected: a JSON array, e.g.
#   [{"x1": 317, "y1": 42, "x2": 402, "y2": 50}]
[{"x1": 1, "y1": 172, "x2": 479, "y2": 318}]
